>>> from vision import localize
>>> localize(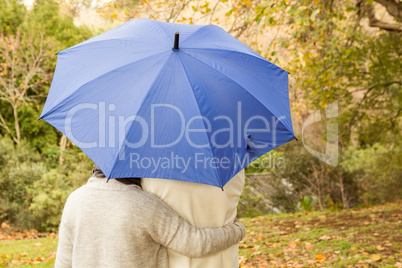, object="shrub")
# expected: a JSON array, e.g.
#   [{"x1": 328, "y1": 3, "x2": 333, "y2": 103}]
[
  {"x1": 0, "y1": 136, "x2": 46, "y2": 229},
  {"x1": 29, "y1": 169, "x2": 71, "y2": 232},
  {"x1": 342, "y1": 143, "x2": 402, "y2": 205}
]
